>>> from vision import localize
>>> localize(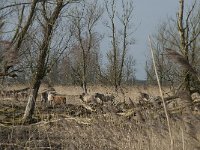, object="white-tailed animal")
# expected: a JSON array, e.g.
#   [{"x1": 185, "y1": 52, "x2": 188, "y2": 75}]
[
  {"x1": 41, "y1": 88, "x2": 56, "y2": 103},
  {"x1": 79, "y1": 92, "x2": 114, "y2": 105},
  {"x1": 48, "y1": 92, "x2": 66, "y2": 107}
]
